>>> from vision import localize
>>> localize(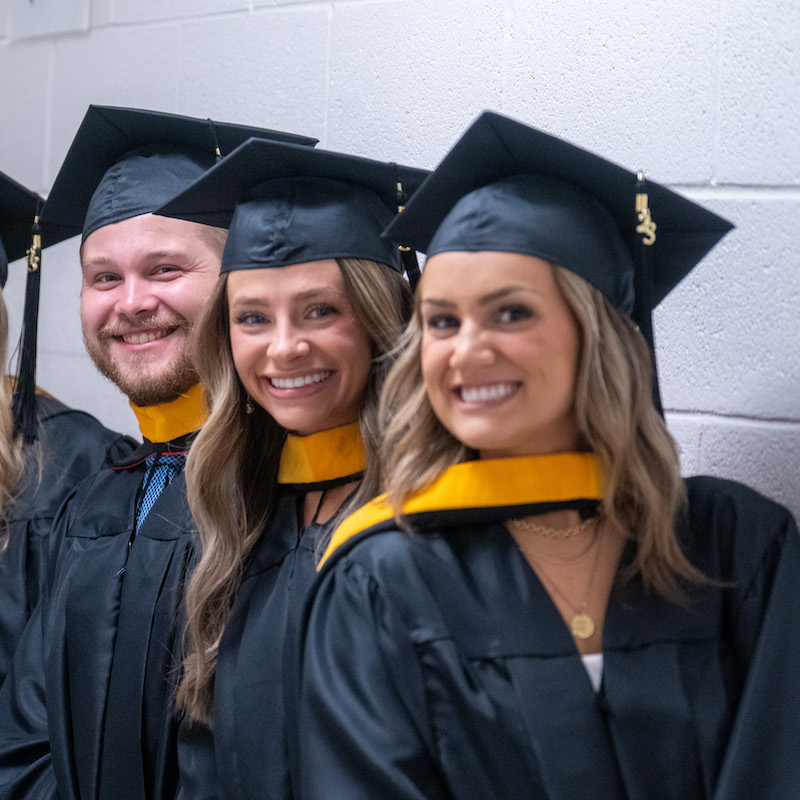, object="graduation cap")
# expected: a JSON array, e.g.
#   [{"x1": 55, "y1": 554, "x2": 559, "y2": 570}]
[
  {"x1": 39, "y1": 105, "x2": 318, "y2": 243},
  {"x1": 0, "y1": 171, "x2": 79, "y2": 442},
  {"x1": 384, "y1": 111, "x2": 734, "y2": 408},
  {"x1": 156, "y1": 137, "x2": 430, "y2": 285}
]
